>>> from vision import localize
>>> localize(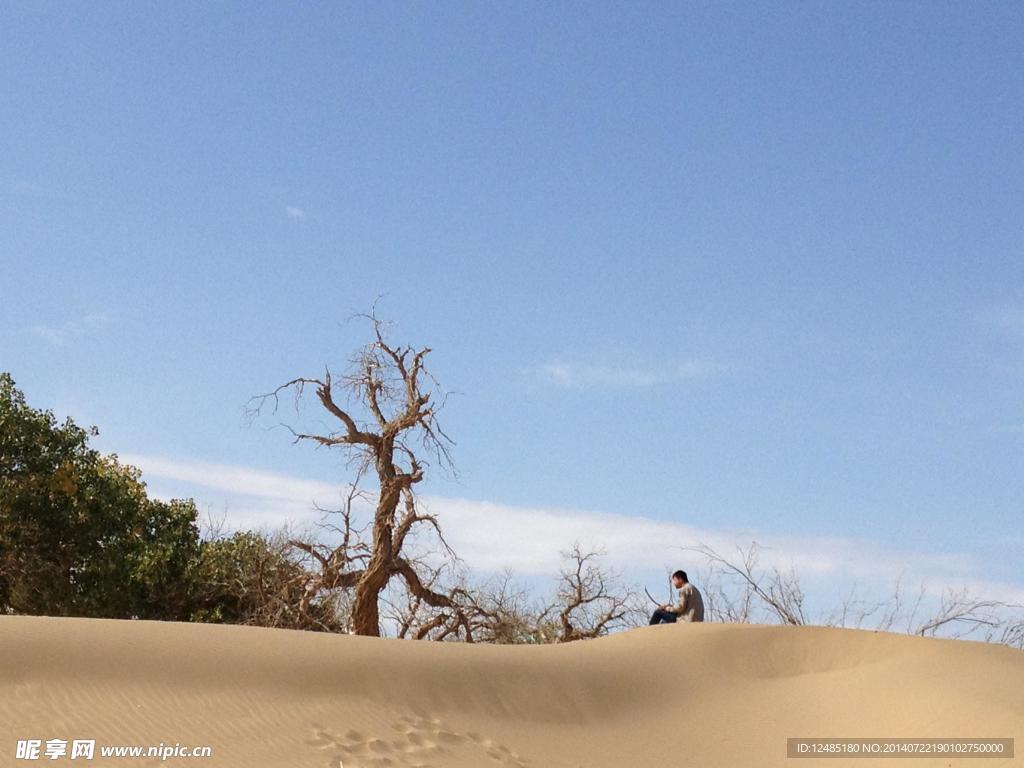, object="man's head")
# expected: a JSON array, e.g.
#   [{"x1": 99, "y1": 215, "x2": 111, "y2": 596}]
[{"x1": 671, "y1": 570, "x2": 688, "y2": 588}]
